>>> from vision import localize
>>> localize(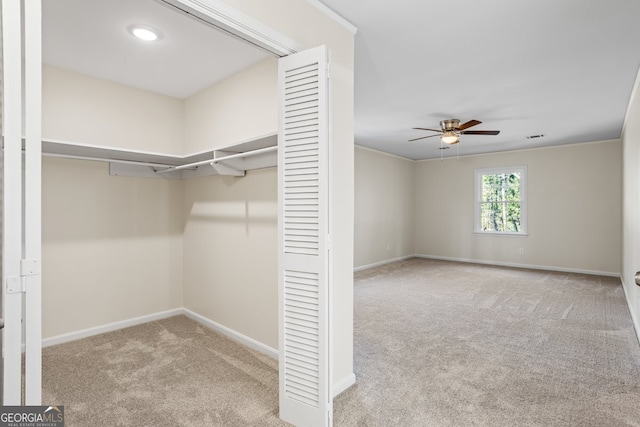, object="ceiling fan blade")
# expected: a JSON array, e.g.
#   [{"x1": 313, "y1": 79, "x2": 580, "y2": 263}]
[
  {"x1": 457, "y1": 119, "x2": 482, "y2": 131},
  {"x1": 412, "y1": 127, "x2": 442, "y2": 133},
  {"x1": 408, "y1": 134, "x2": 440, "y2": 142},
  {"x1": 460, "y1": 130, "x2": 500, "y2": 135}
]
